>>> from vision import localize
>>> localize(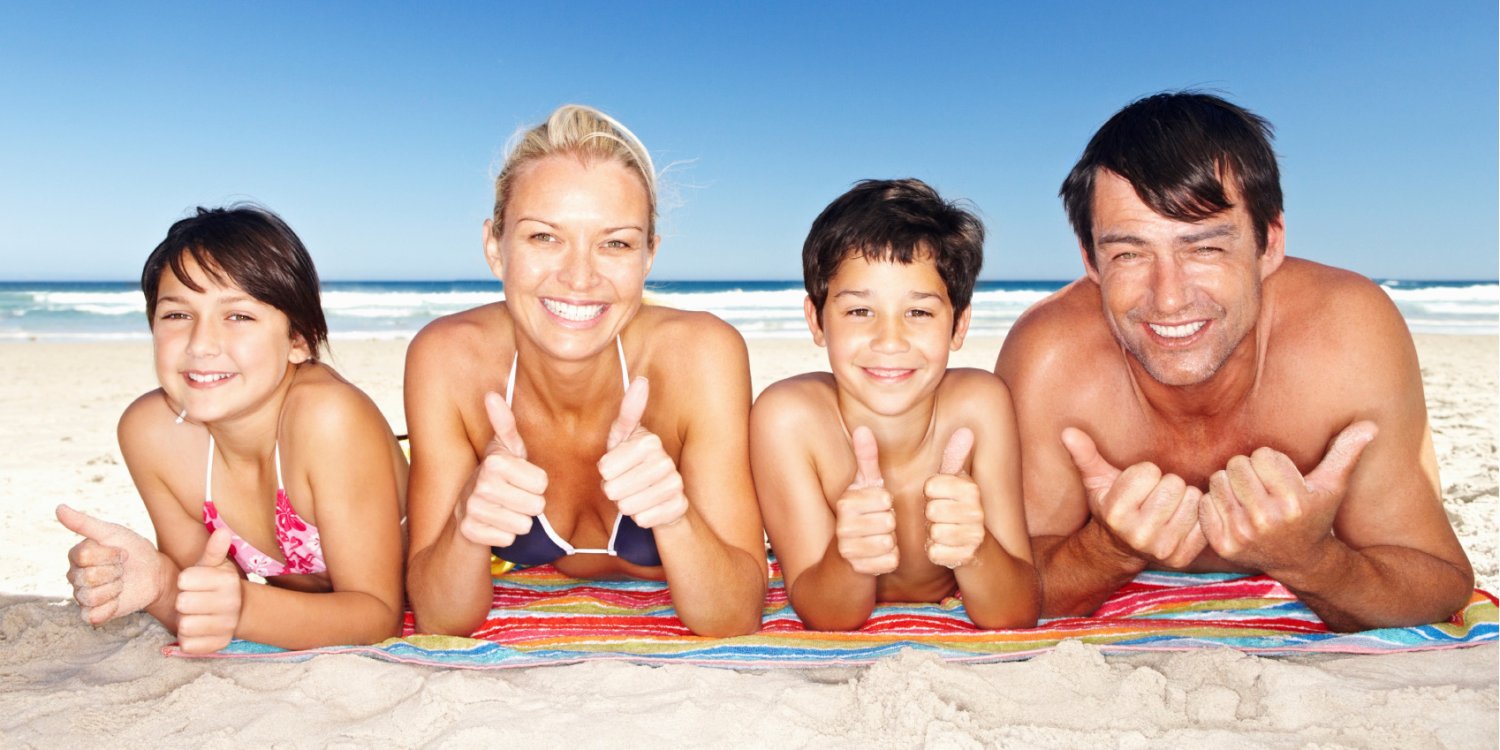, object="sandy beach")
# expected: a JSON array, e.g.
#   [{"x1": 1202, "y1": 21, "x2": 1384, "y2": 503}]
[{"x1": 1, "y1": 334, "x2": 1494, "y2": 747}]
